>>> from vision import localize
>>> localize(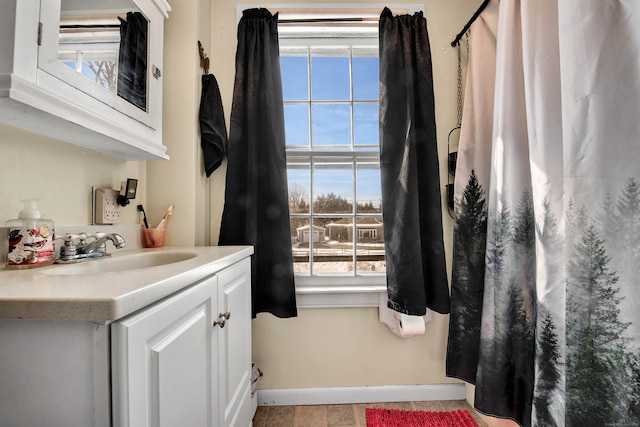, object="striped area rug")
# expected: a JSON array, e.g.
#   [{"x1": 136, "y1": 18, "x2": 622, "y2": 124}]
[{"x1": 366, "y1": 408, "x2": 479, "y2": 427}]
